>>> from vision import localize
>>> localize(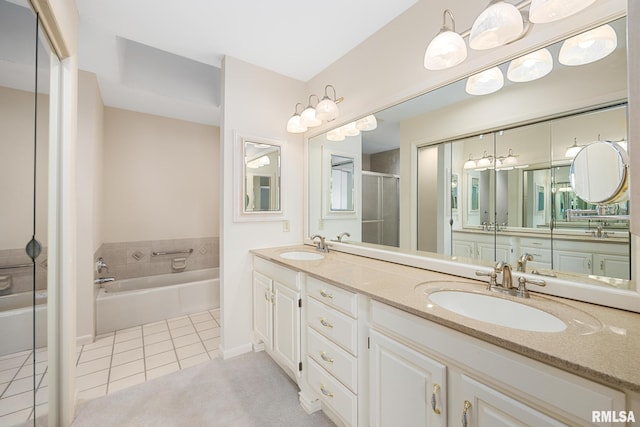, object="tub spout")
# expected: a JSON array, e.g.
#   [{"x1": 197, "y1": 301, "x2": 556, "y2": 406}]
[{"x1": 94, "y1": 277, "x2": 115, "y2": 285}]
